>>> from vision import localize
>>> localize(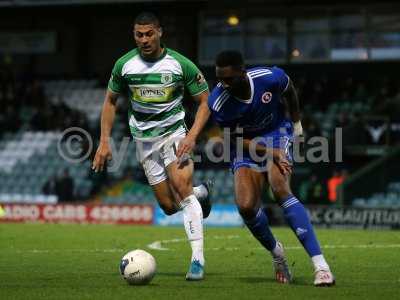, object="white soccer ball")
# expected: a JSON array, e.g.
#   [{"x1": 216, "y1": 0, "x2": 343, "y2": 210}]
[{"x1": 119, "y1": 249, "x2": 156, "y2": 285}]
